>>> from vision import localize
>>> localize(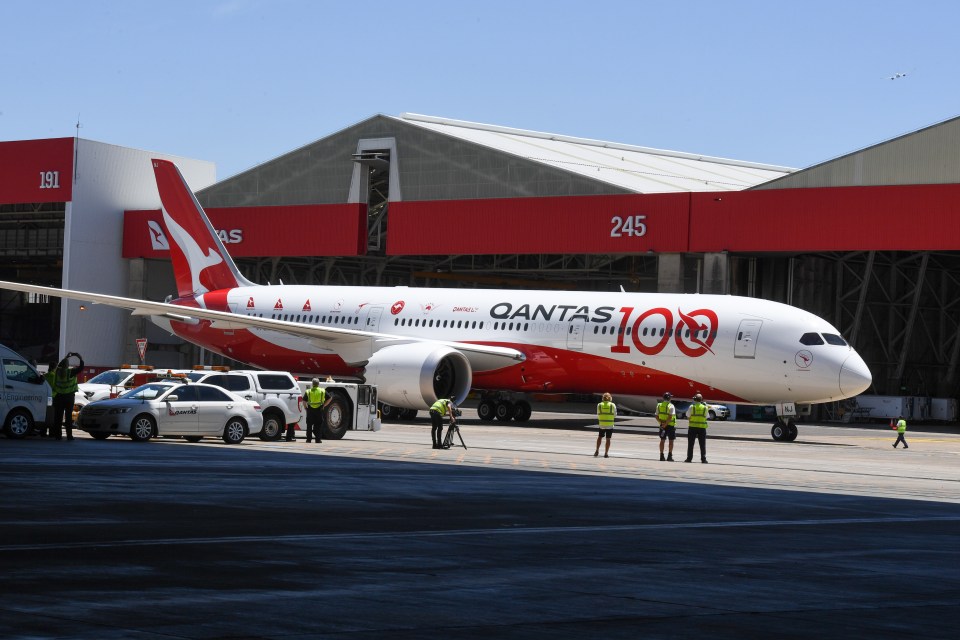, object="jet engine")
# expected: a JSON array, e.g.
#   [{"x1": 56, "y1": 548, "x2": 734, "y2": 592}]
[{"x1": 362, "y1": 343, "x2": 472, "y2": 410}]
